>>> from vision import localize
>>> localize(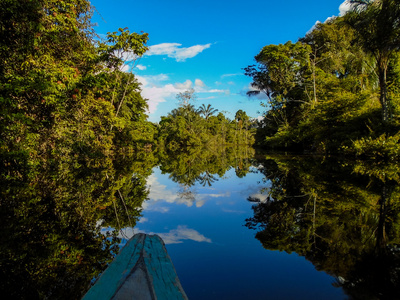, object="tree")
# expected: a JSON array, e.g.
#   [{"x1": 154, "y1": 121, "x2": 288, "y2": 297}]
[
  {"x1": 197, "y1": 104, "x2": 218, "y2": 120},
  {"x1": 244, "y1": 41, "x2": 313, "y2": 133},
  {"x1": 245, "y1": 41, "x2": 312, "y2": 107},
  {"x1": 0, "y1": 0, "x2": 152, "y2": 158},
  {"x1": 176, "y1": 88, "x2": 196, "y2": 108},
  {"x1": 345, "y1": 0, "x2": 400, "y2": 122}
]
